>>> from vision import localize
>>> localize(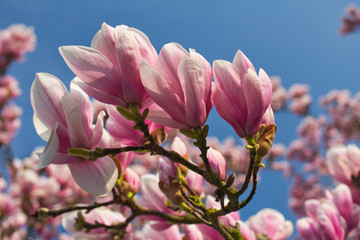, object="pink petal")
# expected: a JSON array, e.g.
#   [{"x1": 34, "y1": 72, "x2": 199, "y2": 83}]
[
  {"x1": 333, "y1": 184, "x2": 353, "y2": 222},
  {"x1": 38, "y1": 124, "x2": 60, "y2": 169},
  {"x1": 62, "y1": 96, "x2": 90, "y2": 148},
  {"x1": 59, "y1": 46, "x2": 124, "y2": 96},
  {"x1": 91, "y1": 23, "x2": 118, "y2": 70},
  {"x1": 178, "y1": 55, "x2": 207, "y2": 127},
  {"x1": 33, "y1": 113, "x2": 51, "y2": 141},
  {"x1": 258, "y1": 68, "x2": 273, "y2": 109},
  {"x1": 69, "y1": 81, "x2": 93, "y2": 140},
  {"x1": 212, "y1": 86, "x2": 246, "y2": 137},
  {"x1": 296, "y1": 217, "x2": 320, "y2": 240},
  {"x1": 115, "y1": 26, "x2": 156, "y2": 105},
  {"x1": 189, "y1": 49, "x2": 212, "y2": 99},
  {"x1": 31, "y1": 73, "x2": 68, "y2": 128},
  {"x1": 51, "y1": 153, "x2": 81, "y2": 165},
  {"x1": 233, "y1": 50, "x2": 255, "y2": 77},
  {"x1": 147, "y1": 109, "x2": 189, "y2": 129},
  {"x1": 346, "y1": 144, "x2": 360, "y2": 173},
  {"x1": 317, "y1": 203, "x2": 346, "y2": 240},
  {"x1": 305, "y1": 199, "x2": 320, "y2": 220},
  {"x1": 73, "y1": 78, "x2": 126, "y2": 107},
  {"x1": 243, "y1": 69, "x2": 268, "y2": 135},
  {"x1": 89, "y1": 111, "x2": 105, "y2": 149},
  {"x1": 156, "y1": 43, "x2": 188, "y2": 101},
  {"x1": 140, "y1": 60, "x2": 187, "y2": 126},
  {"x1": 68, "y1": 156, "x2": 118, "y2": 196}
]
